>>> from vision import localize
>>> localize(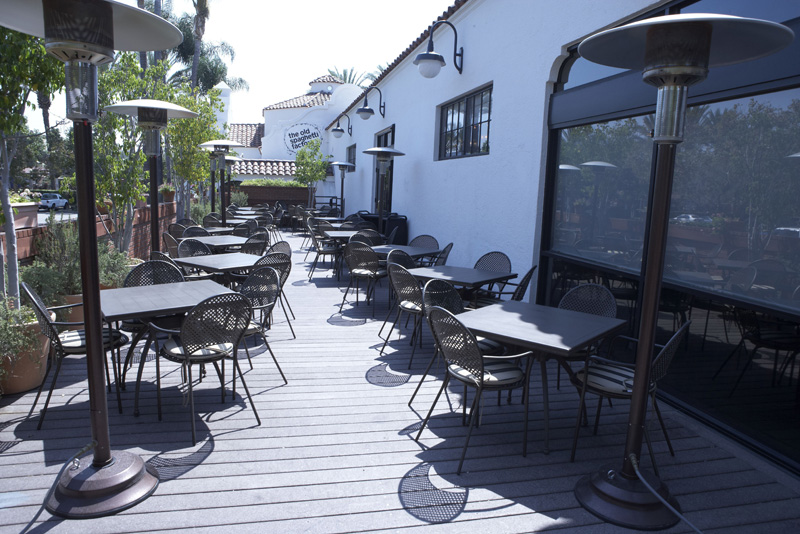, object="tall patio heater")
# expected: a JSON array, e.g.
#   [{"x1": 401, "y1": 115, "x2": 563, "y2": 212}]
[
  {"x1": 105, "y1": 99, "x2": 197, "y2": 252},
  {"x1": 0, "y1": 0, "x2": 181, "y2": 518},
  {"x1": 200, "y1": 139, "x2": 244, "y2": 225},
  {"x1": 363, "y1": 147, "x2": 404, "y2": 234},
  {"x1": 330, "y1": 161, "x2": 355, "y2": 216},
  {"x1": 224, "y1": 155, "x2": 242, "y2": 209},
  {"x1": 575, "y1": 13, "x2": 793, "y2": 530}
]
